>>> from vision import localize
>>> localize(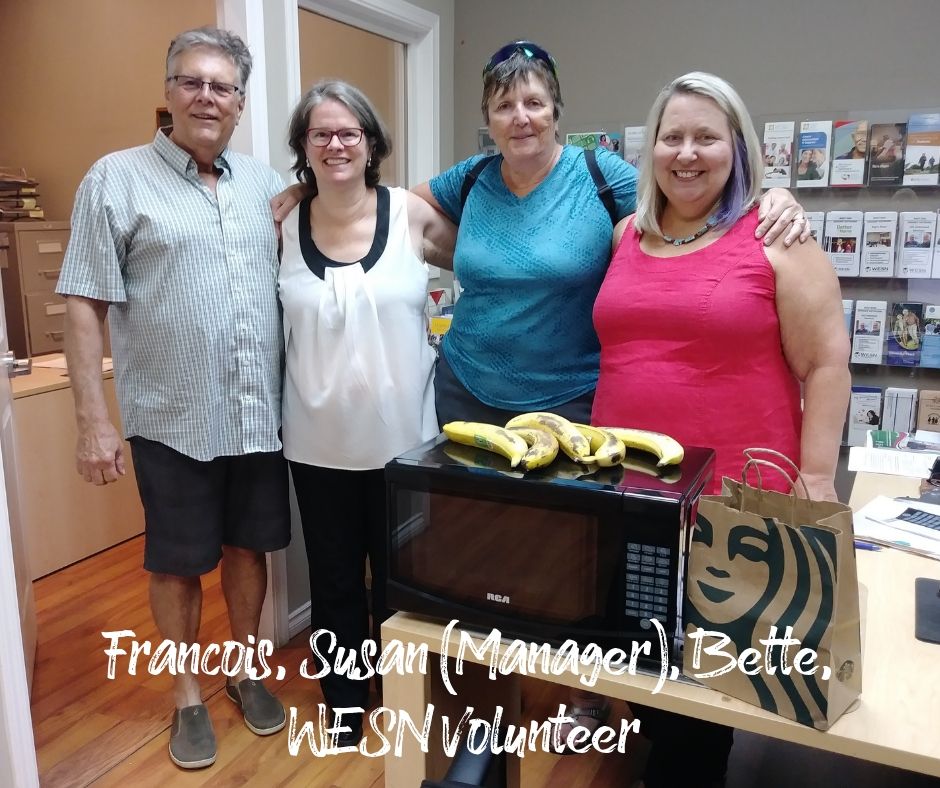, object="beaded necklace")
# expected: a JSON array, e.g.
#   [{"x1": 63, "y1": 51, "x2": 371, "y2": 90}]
[{"x1": 661, "y1": 216, "x2": 718, "y2": 246}]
